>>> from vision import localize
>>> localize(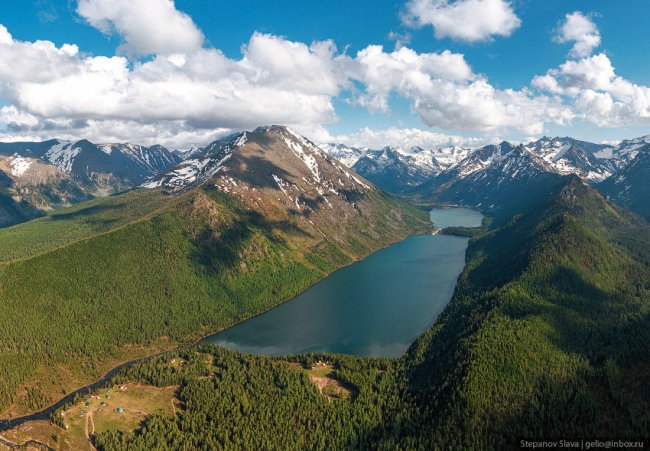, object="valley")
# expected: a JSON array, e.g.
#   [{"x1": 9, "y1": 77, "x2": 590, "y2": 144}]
[
  {"x1": 201, "y1": 207, "x2": 481, "y2": 357},
  {"x1": 4, "y1": 174, "x2": 646, "y2": 450},
  {"x1": 0, "y1": 127, "x2": 649, "y2": 450},
  {"x1": 2, "y1": 3, "x2": 650, "y2": 449},
  {"x1": 0, "y1": 126, "x2": 429, "y2": 421}
]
